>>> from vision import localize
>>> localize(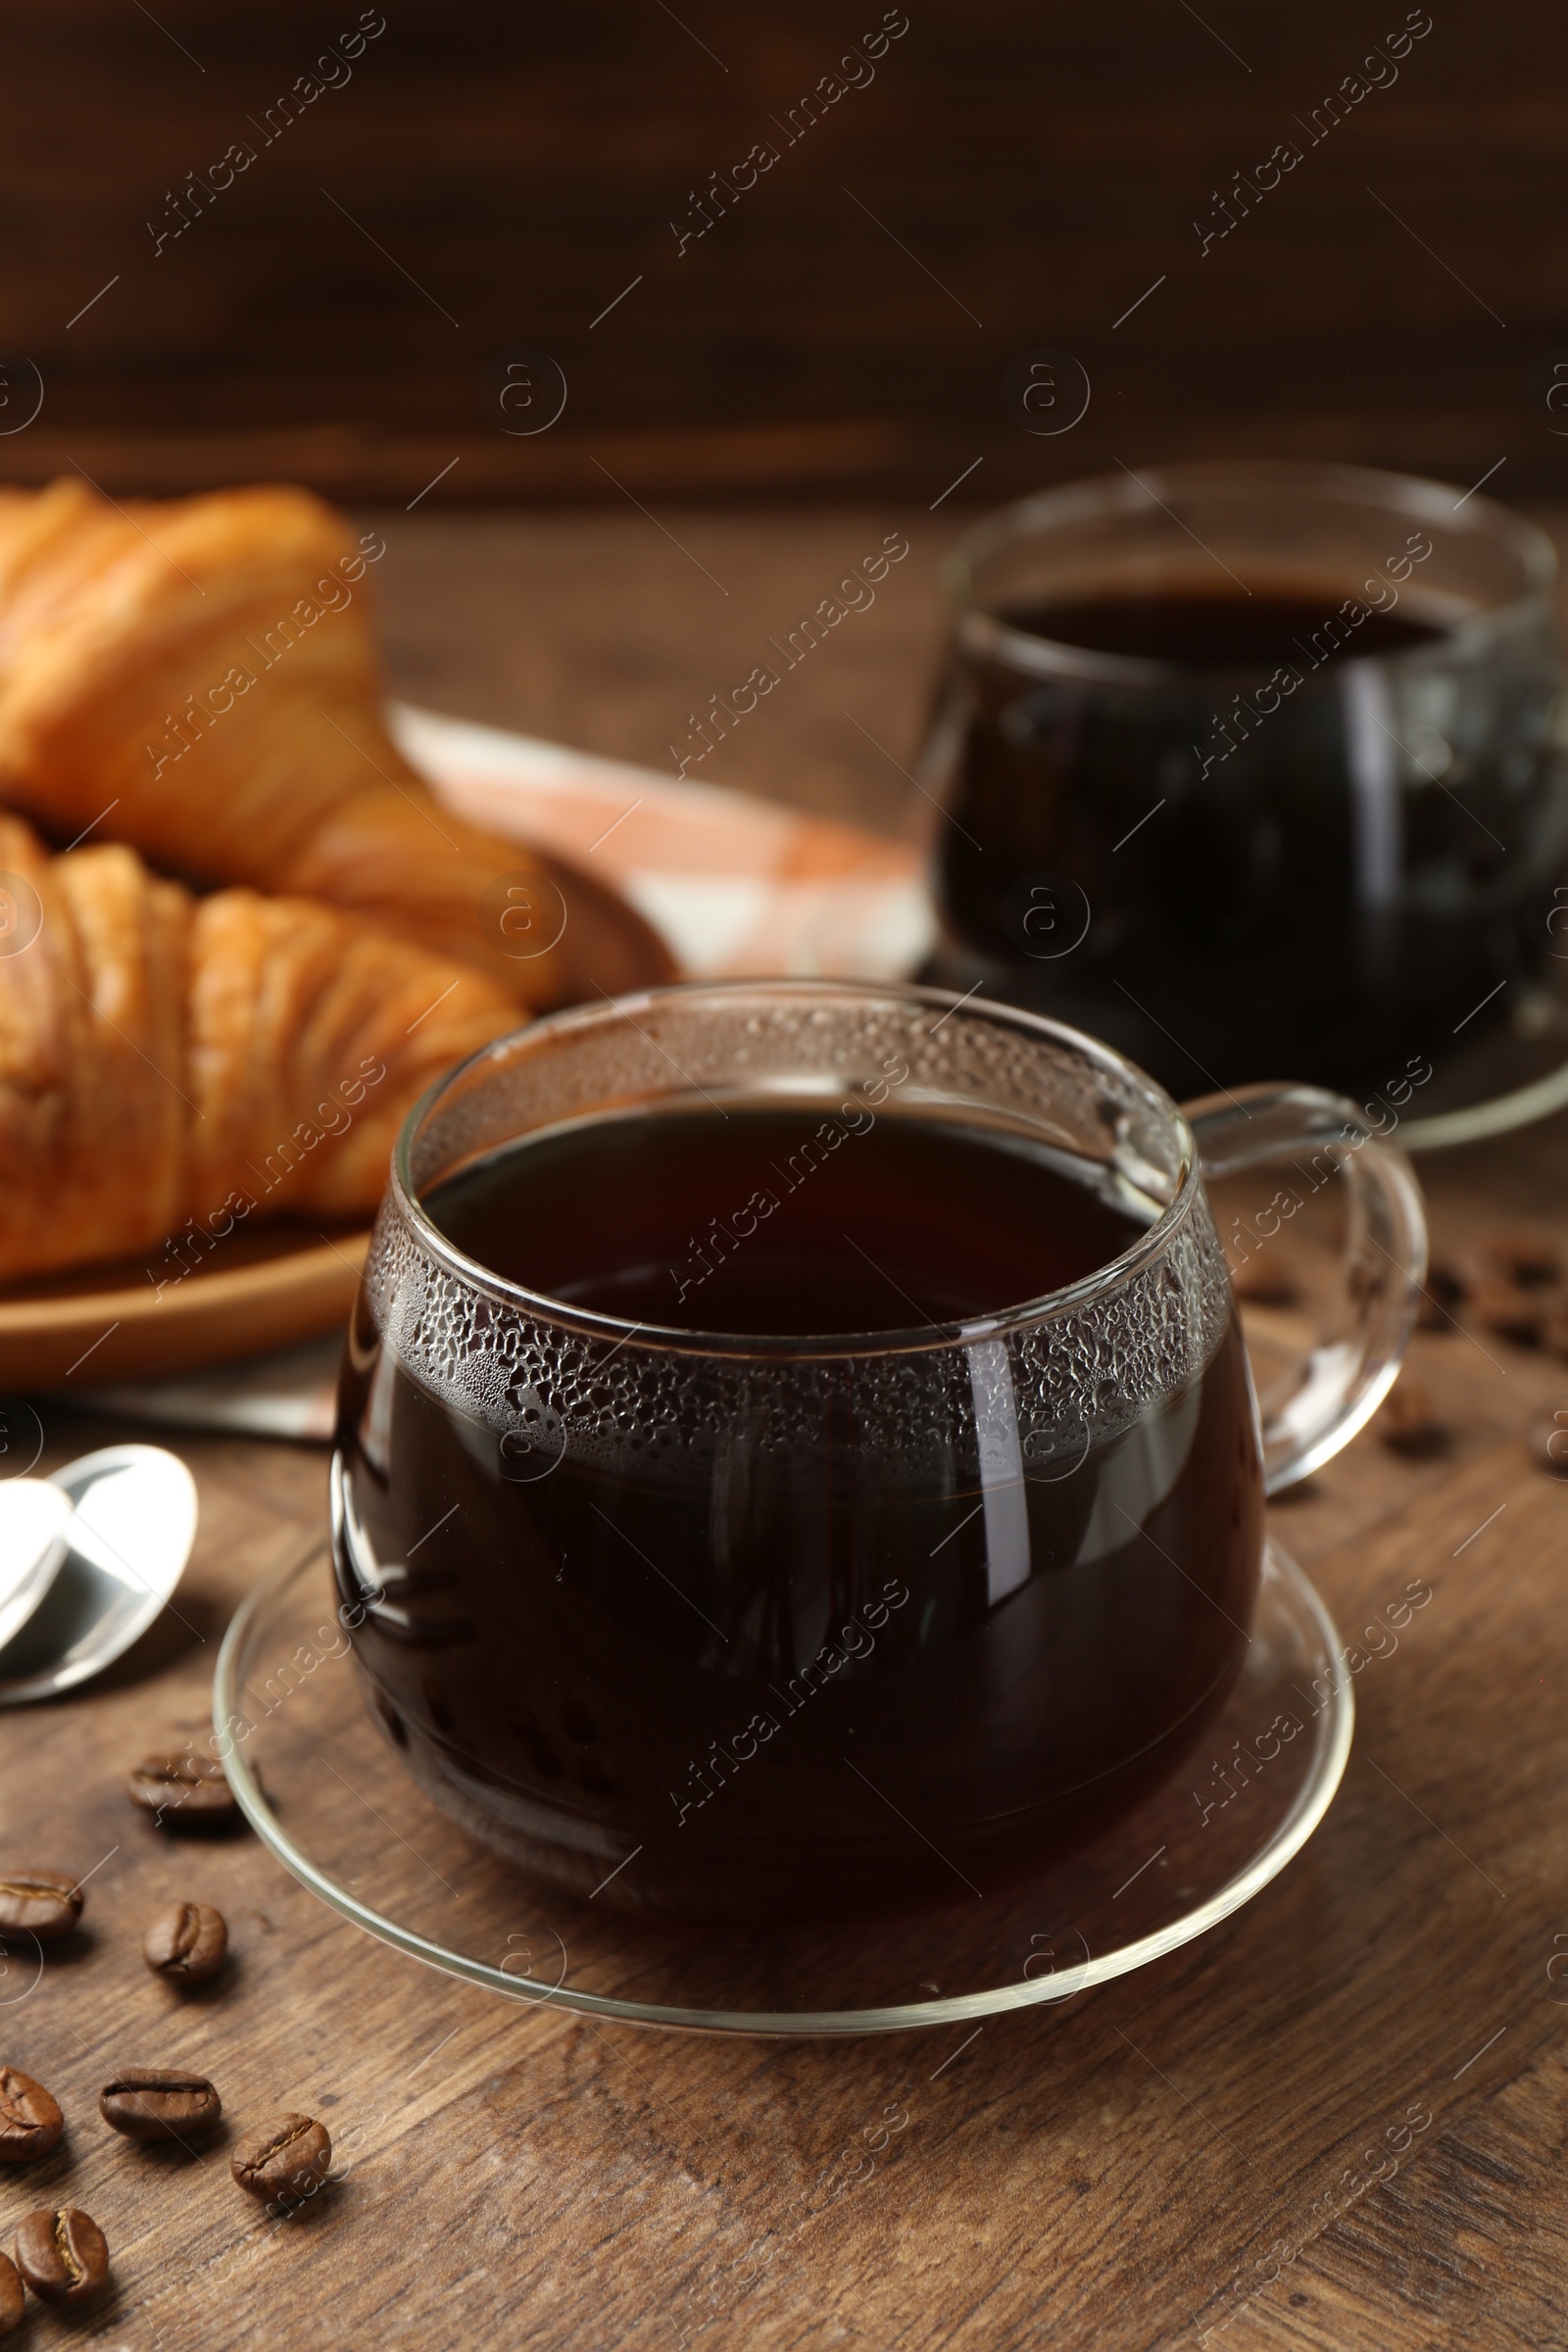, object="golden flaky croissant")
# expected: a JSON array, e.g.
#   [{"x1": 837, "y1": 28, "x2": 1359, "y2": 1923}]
[
  {"x1": 0, "y1": 814, "x2": 518, "y2": 1285},
  {"x1": 0, "y1": 477, "x2": 667, "y2": 1007}
]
